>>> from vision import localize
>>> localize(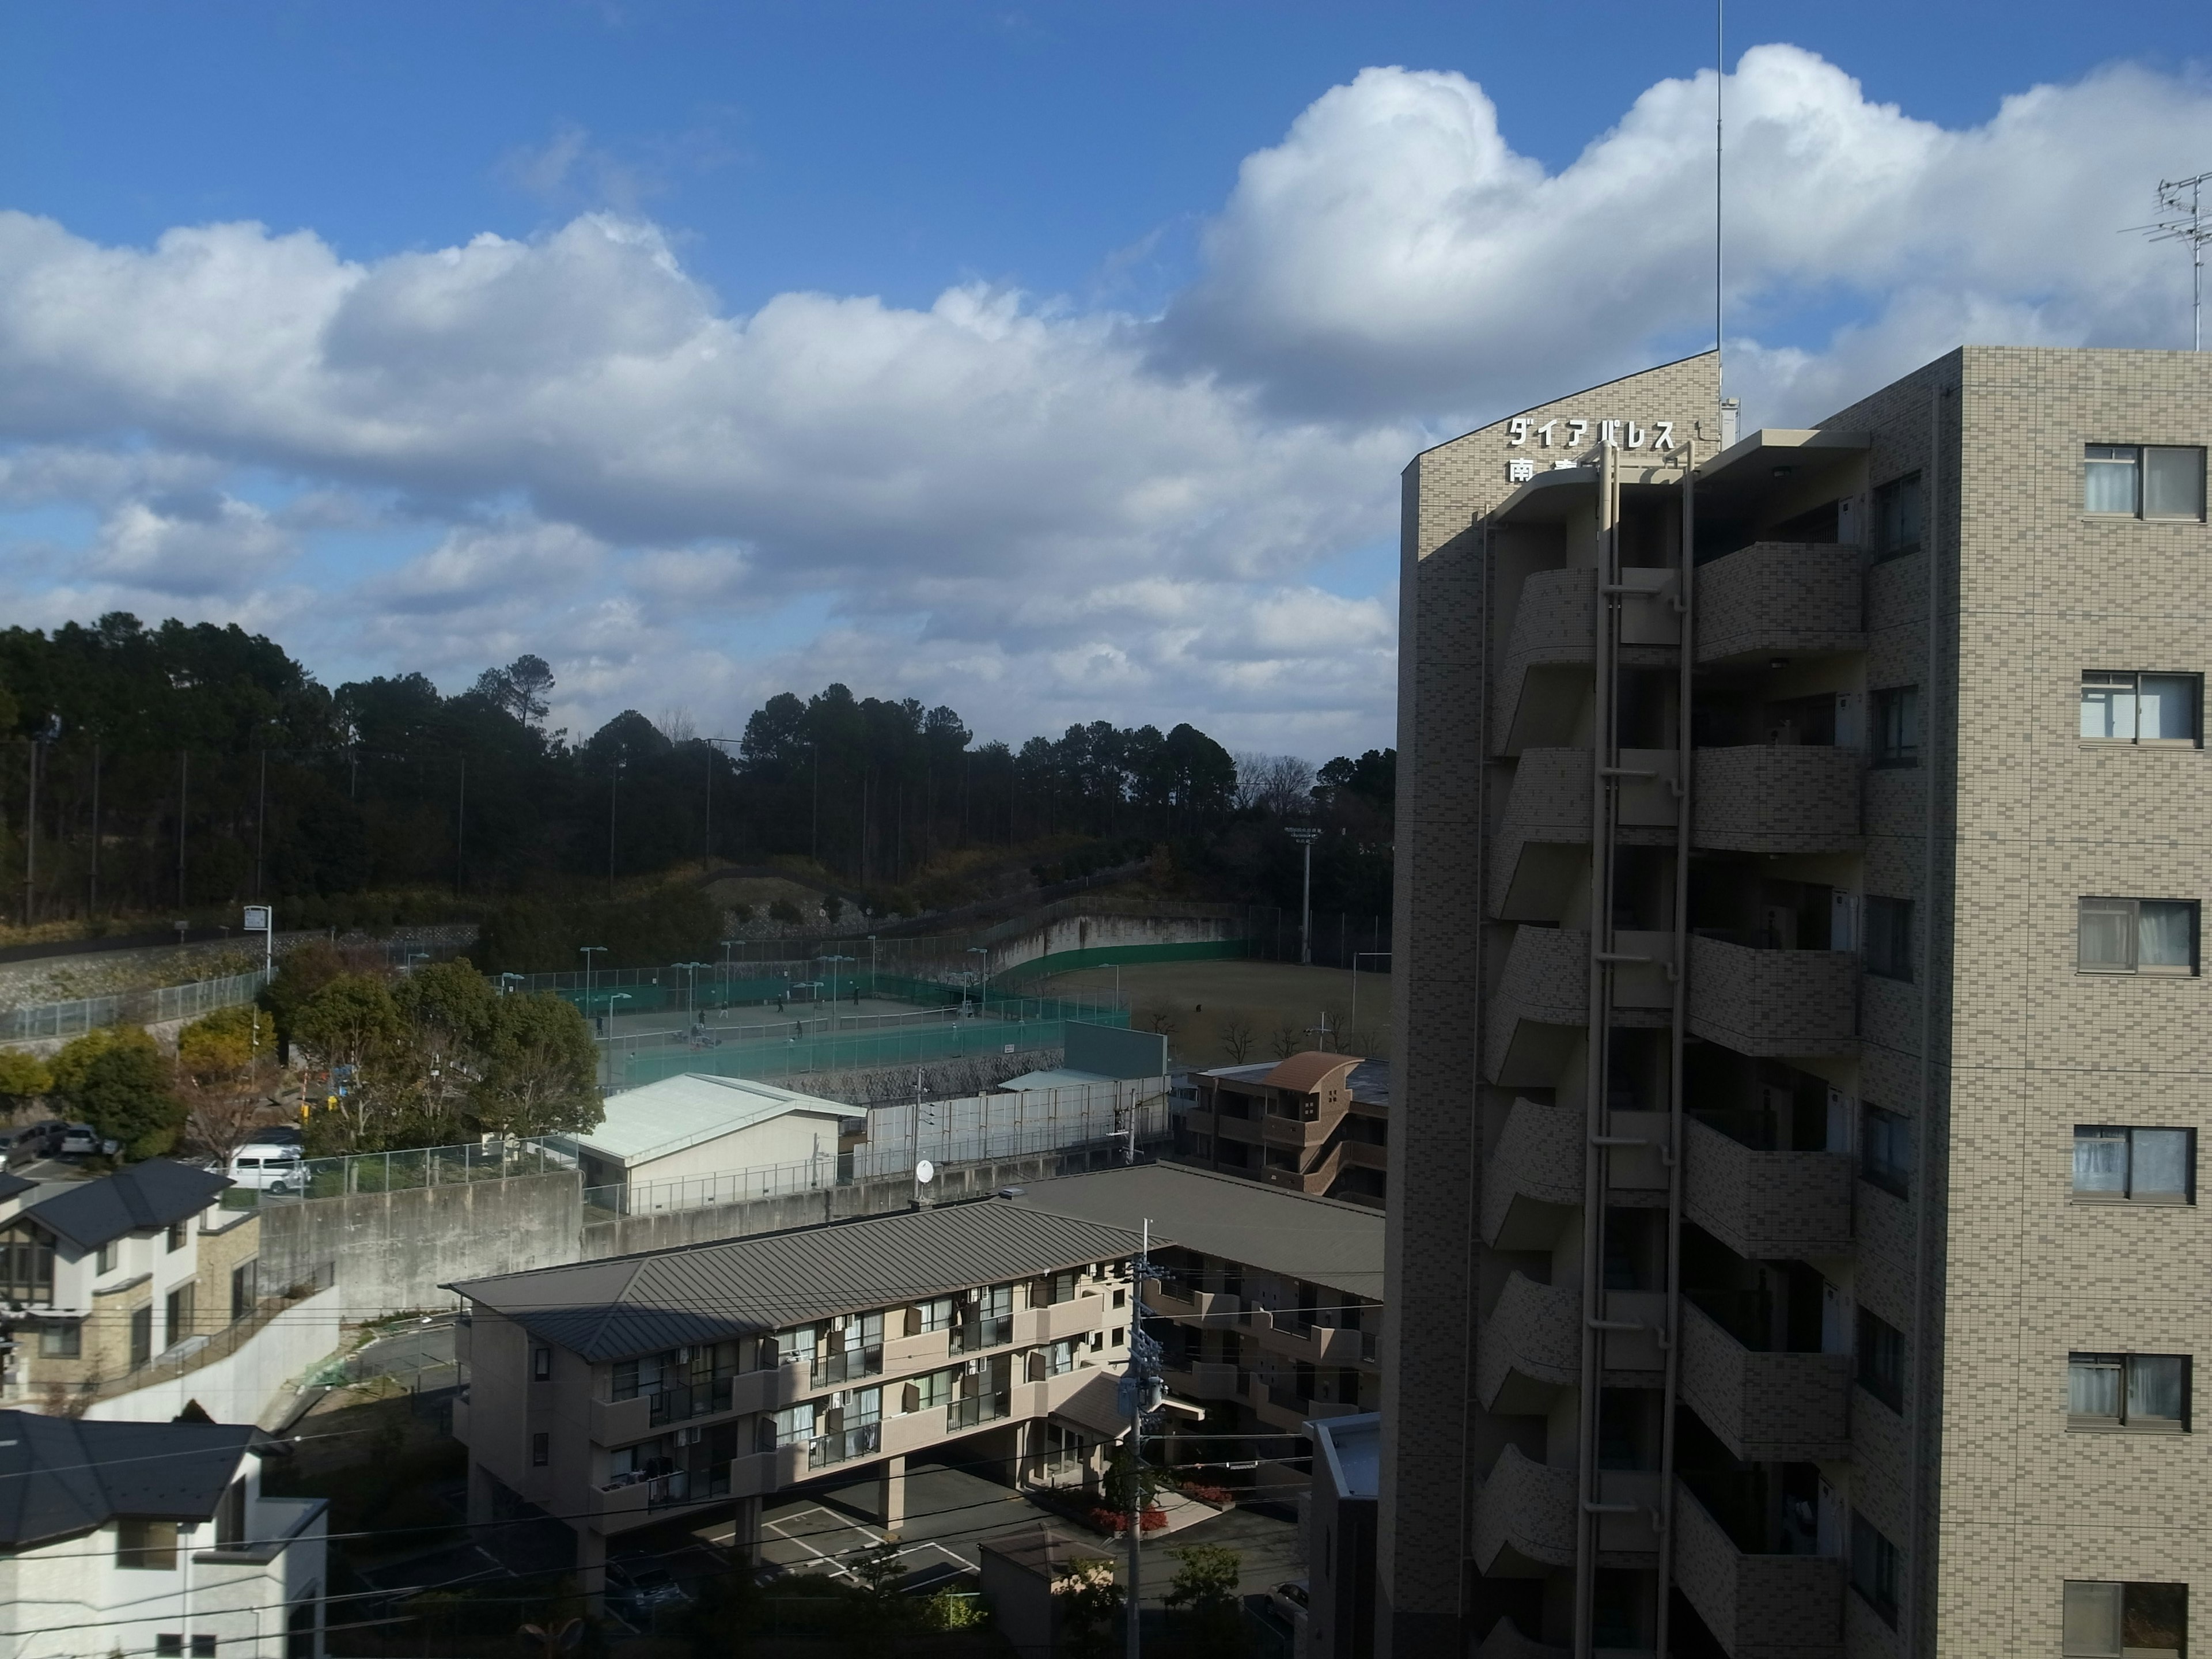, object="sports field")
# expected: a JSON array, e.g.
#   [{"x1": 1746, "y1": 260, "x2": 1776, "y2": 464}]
[{"x1": 1033, "y1": 956, "x2": 1392, "y2": 1068}]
